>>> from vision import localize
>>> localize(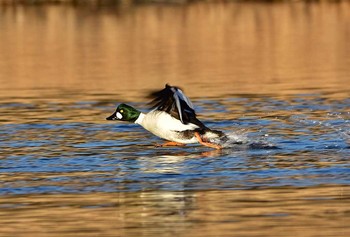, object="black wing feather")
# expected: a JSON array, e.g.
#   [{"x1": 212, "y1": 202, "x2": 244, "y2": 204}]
[{"x1": 148, "y1": 84, "x2": 206, "y2": 128}]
